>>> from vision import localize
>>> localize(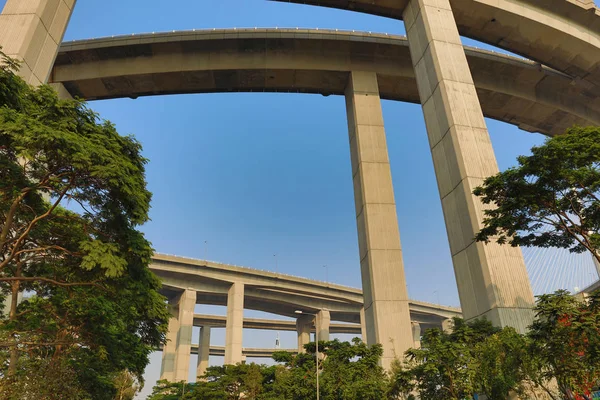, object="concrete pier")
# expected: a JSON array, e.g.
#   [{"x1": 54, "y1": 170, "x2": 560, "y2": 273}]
[
  {"x1": 403, "y1": 0, "x2": 535, "y2": 333},
  {"x1": 316, "y1": 309, "x2": 331, "y2": 342},
  {"x1": 296, "y1": 315, "x2": 312, "y2": 353},
  {"x1": 224, "y1": 283, "x2": 245, "y2": 365},
  {"x1": 159, "y1": 304, "x2": 180, "y2": 381},
  {"x1": 345, "y1": 71, "x2": 414, "y2": 369},
  {"x1": 196, "y1": 326, "x2": 211, "y2": 380},
  {"x1": 174, "y1": 290, "x2": 195, "y2": 382},
  {"x1": 411, "y1": 322, "x2": 421, "y2": 348},
  {"x1": 0, "y1": 0, "x2": 75, "y2": 85}
]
